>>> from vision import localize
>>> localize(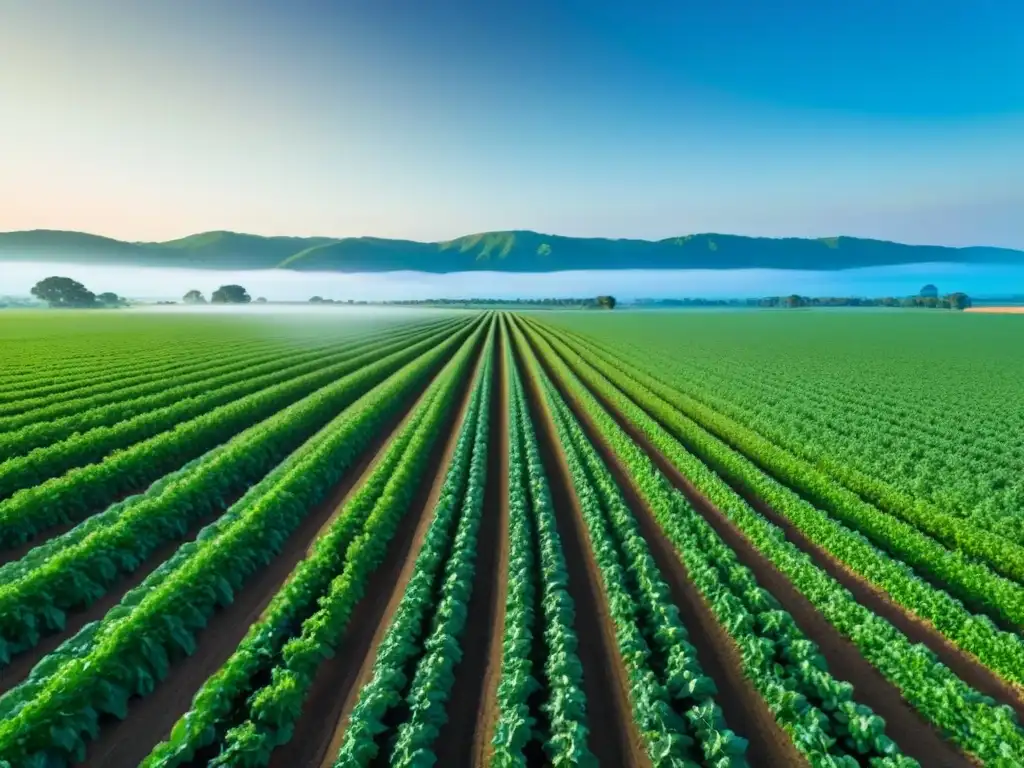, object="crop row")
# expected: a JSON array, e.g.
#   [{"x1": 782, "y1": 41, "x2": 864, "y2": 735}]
[
  {"x1": 0, "y1": 334, "x2": 284, "y2": 404},
  {"x1": 524, "y1": 318, "x2": 1024, "y2": 764},
  {"x1": 513, "y1": 320, "x2": 749, "y2": 767},
  {"x1": 336, "y1": 324, "x2": 493, "y2": 767},
  {"x1": 534, "y1": 321, "x2": 1024, "y2": 690},
  {"x1": 554, "y1": 322, "x2": 1024, "y2": 536},
  {"x1": 490, "y1": 317, "x2": 593, "y2": 767},
  {"x1": 559, "y1": 326, "x2": 1024, "y2": 587},
  {"x1": 517, "y1": 318, "x2": 914, "y2": 766},
  {"x1": 158, "y1": 318, "x2": 489, "y2": 766},
  {"x1": 0, "y1": 335, "x2": 298, "y2": 422},
  {"x1": 0, "y1": 319, "x2": 485, "y2": 766},
  {"x1": 0, "y1": 316, "x2": 456, "y2": 462},
  {"x1": 0, "y1": 319, "x2": 479, "y2": 665},
  {"x1": 0, "y1": 317, "x2": 475, "y2": 549}
]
